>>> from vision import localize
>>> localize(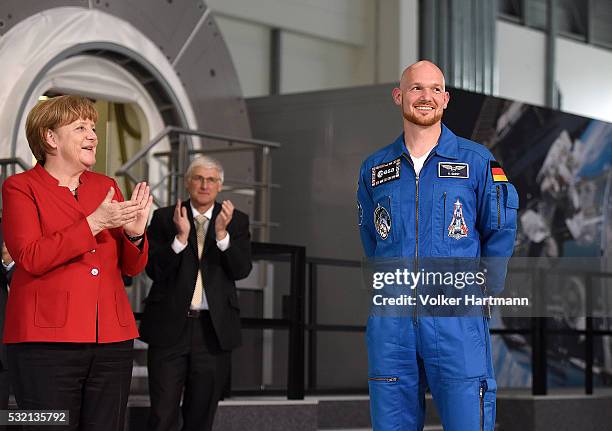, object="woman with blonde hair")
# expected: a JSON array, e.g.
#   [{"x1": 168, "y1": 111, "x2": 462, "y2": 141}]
[{"x1": 2, "y1": 95, "x2": 152, "y2": 430}]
